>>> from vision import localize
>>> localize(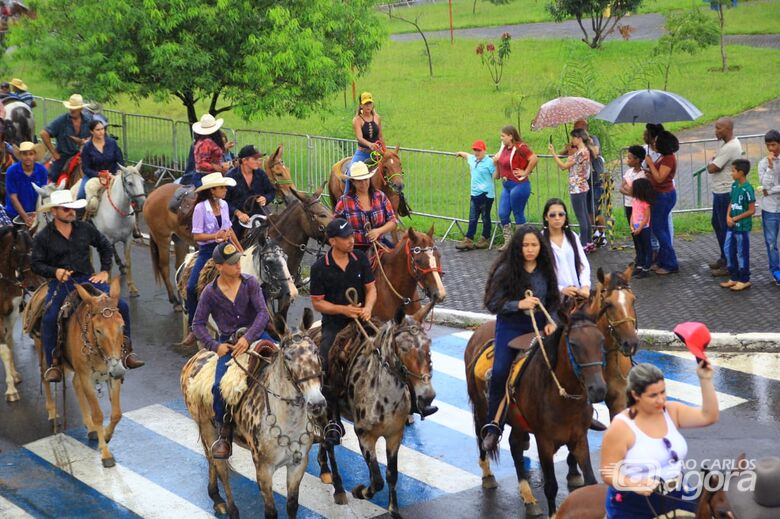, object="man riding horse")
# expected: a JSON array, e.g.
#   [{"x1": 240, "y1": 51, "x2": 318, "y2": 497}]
[
  {"x1": 4, "y1": 141, "x2": 46, "y2": 228},
  {"x1": 40, "y1": 94, "x2": 91, "y2": 184},
  {"x1": 31, "y1": 190, "x2": 144, "y2": 383}
]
